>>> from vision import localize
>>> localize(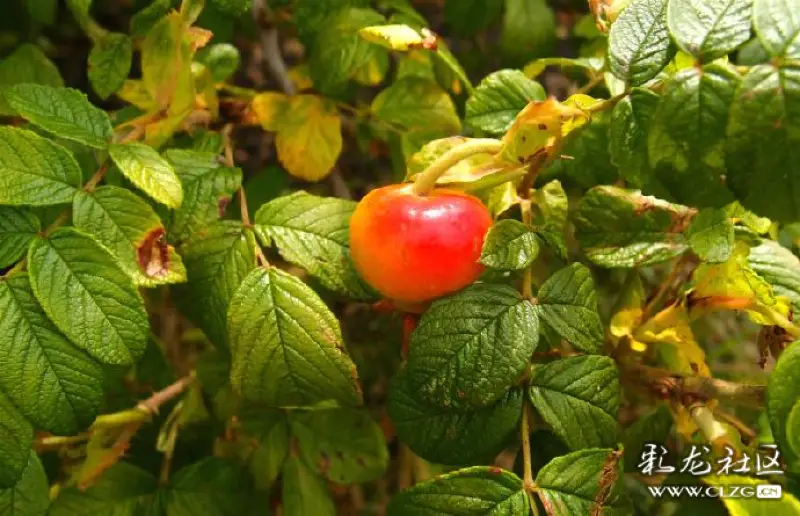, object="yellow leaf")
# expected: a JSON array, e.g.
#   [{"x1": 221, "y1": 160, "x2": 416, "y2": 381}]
[
  {"x1": 690, "y1": 241, "x2": 792, "y2": 327},
  {"x1": 117, "y1": 80, "x2": 158, "y2": 111},
  {"x1": 635, "y1": 303, "x2": 710, "y2": 377},
  {"x1": 276, "y1": 95, "x2": 342, "y2": 182},
  {"x1": 359, "y1": 24, "x2": 425, "y2": 51},
  {"x1": 251, "y1": 92, "x2": 290, "y2": 132},
  {"x1": 500, "y1": 98, "x2": 587, "y2": 164},
  {"x1": 609, "y1": 271, "x2": 645, "y2": 348}
]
